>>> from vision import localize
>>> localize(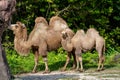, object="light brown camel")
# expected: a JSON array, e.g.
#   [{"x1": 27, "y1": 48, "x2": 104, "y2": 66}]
[
  {"x1": 61, "y1": 28, "x2": 105, "y2": 71},
  {"x1": 9, "y1": 16, "x2": 76, "y2": 73}
]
